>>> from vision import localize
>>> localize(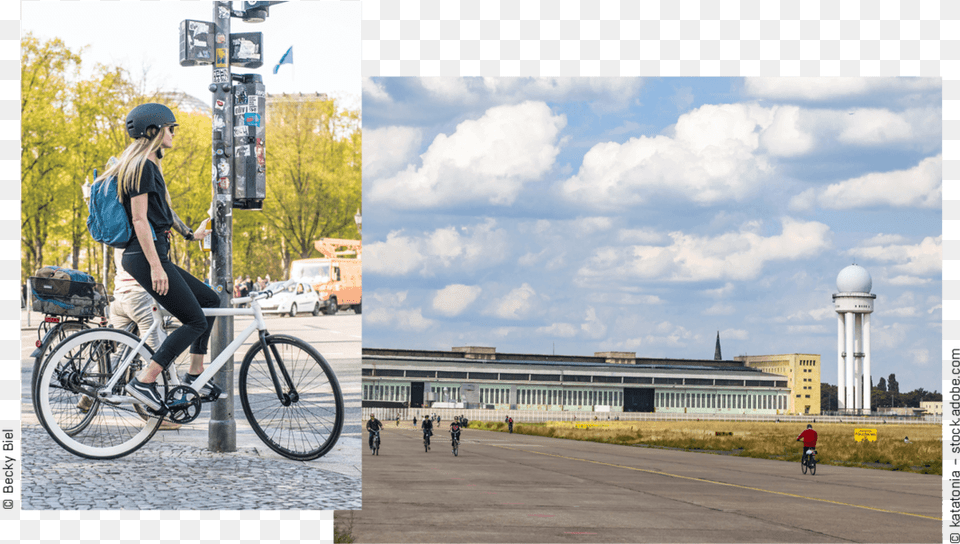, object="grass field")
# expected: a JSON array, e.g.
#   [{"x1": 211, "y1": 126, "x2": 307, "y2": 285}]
[{"x1": 471, "y1": 419, "x2": 942, "y2": 474}]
